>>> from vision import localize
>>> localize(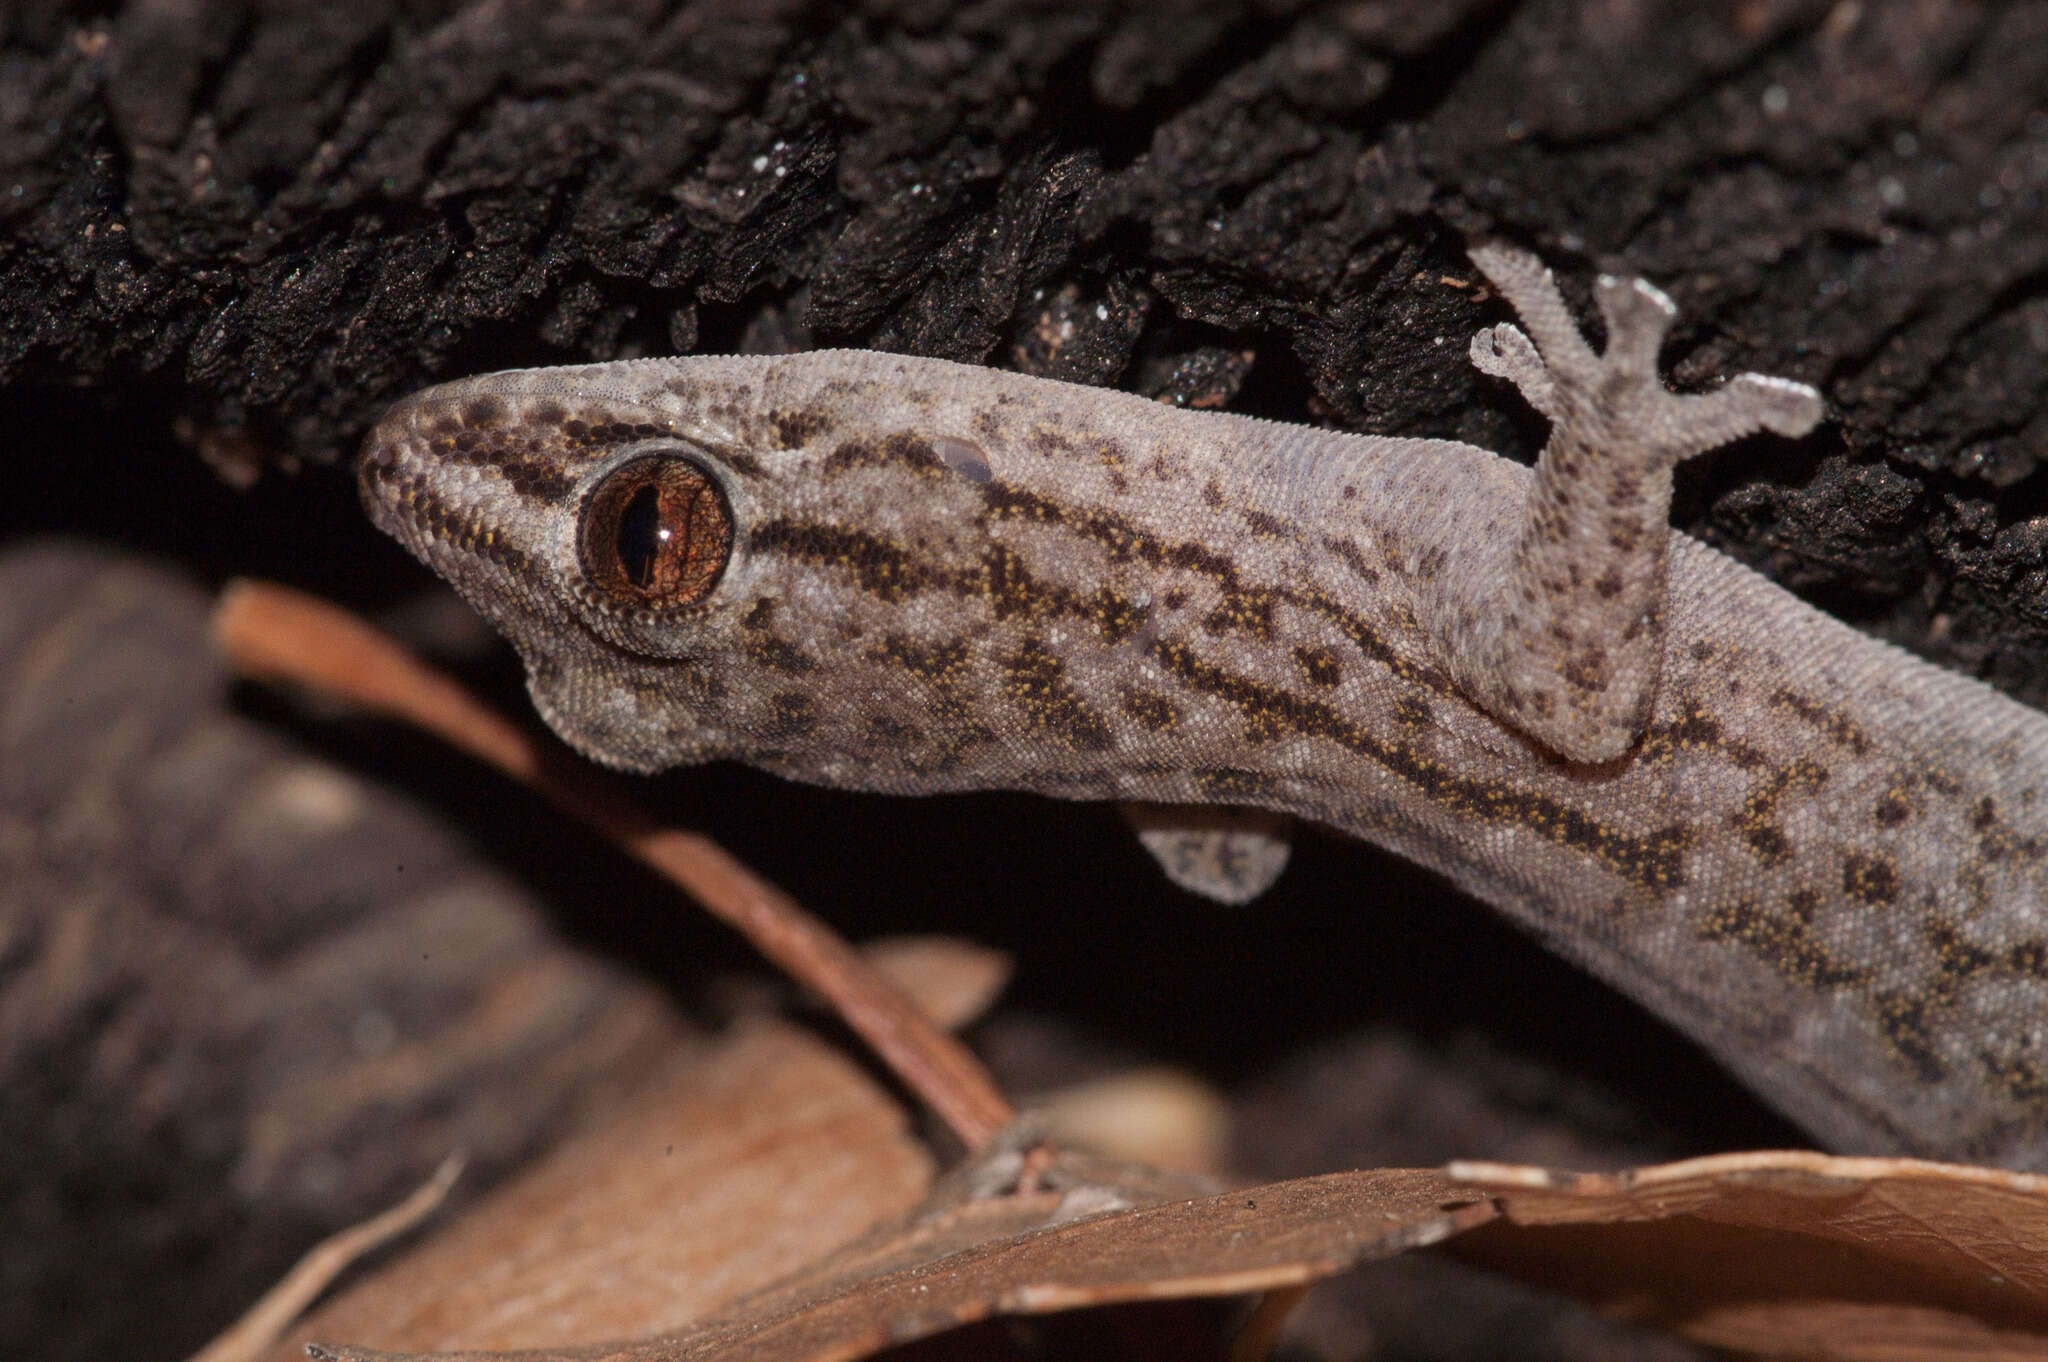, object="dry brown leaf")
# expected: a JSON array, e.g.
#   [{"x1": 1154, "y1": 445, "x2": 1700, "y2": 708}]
[
  {"x1": 1448, "y1": 1151, "x2": 2048, "y2": 1360},
  {"x1": 265, "y1": 1022, "x2": 936, "y2": 1361},
  {"x1": 858, "y1": 936, "x2": 1012, "y2": 1033},
  {"x1": 306, "y1": 1159, "x2": 1495, "y2": 1362}
]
